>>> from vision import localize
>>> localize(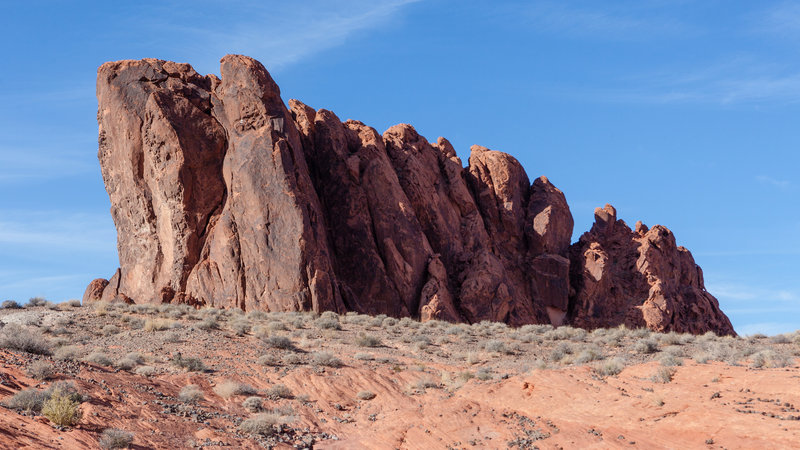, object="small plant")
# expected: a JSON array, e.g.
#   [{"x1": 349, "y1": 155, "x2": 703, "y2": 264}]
[
  {"x1": 314, "y1": 317, "x2": 341, "y2": 330},
  {"x1": 312, "y1": 351, "x2": 342, "y2": 367},
  {"x1": 179, "y1": 385, "x2": 204, "y2": 404},
  {"x1": 54, "y1": 345, "x2": 83, "y2": 361},
  {"x1": 27, "y1": 297, "x2": 49, "y2": 307},
  {"x1": 355, "y1": 333, "x2": 382, "y2": 348},
  {"x1": 99, "y1": 428, "x2": 134, "y2": 449},
  {"x1": 230, "y1": 320, "x2": 251, "y2": 336},
  {"x1": 172, "y1": 354, "x2": 205, "y2": 372},
  {"x1": 1, "y1": 300, "x2": 22, "y2": 309},
  {"x1": 238, "y1": 413, "x2": 281, "y2": 436},
  {"x1": 0, "y1": 324, "x2": 51, "y2": 355},
  {"x1": 134, "y1": 366, "x2": 156, "y2": 377},
  {"x1": 102, "y1": 325, "x2": 121, "y2": 336},
  {"x1": 357, "y1": 390, "x2": 376, "y2": 400},
  {"x1": 634, "y1": 338, "x2": 659, "y2": 354},
  {"x1": 265, "y1": 335, "x2": 294, "y2": 350},
  {"x1": 4, "y1": 389, "x2": 49, "y2": 412},
  {"x1": 143, "y1": 318, "x2": 174, "y2": 332},
  {"x1": 484, "y1": 339, "x2": 508, "y2": 354},
  {"x1": 475, "y1": 368, "x2": 493, "y2": 381},
  {"x1": 42, "y1": 388, "x2": 82, "y2": 426},
  {"x1": 214, "y1": 380, "x2": 258, "y2": 399},
  {"x1": 197, "y1": 317, "x2": 219, "y2": 330},
  {"x1": 266, "y1": 384, "x2": 293, "y2": 399},
  {"x1": 27, "y1": 361, "x2": 56, "y2": 380},
  {"x1": 85, "y1": 352, "x2": 113, "y2": 366},
  {"x1": 258, "y1": 354, "x2": 280, "y2": 366},
  {"x1": 651, "y1": 367, "x2": 675, "y2": 383},
  {"x1": 594, "y1": 357, "x2": 626, "y2": 377},
  {"x1": 242, "y1": 396, "x2": 263, "y2": 412}
]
